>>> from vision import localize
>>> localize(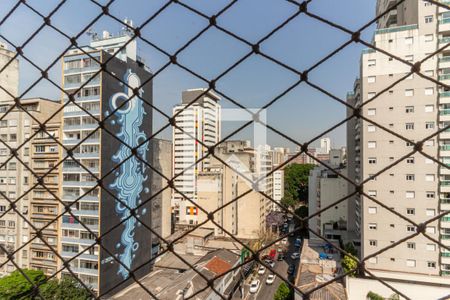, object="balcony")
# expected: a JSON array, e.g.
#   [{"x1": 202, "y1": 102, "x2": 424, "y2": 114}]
[
  {"x1": 72, "y1": 209, "x2": 99, "y2": 217},
  {"x1": 61, "y1": 237, "x2": 95, "y2": 246},
  {"x1": 440, "y1": 109, "x2": 450, "y2": 115},
  {"x1": 439, "y1": 74, "x2": 450, "y2": 81},
  {"x1": 70, "y1": 267, "x2": 98, "y2": 276},
  {"x1": 61, "y1": 251, "x2": 98, "y2": 261},
  {"x1": 374, "y1": 24, "x2": 417, "y2": 35},
  {"x1": 63, "y1": 109, "x2": 100, "y2": 117}
]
